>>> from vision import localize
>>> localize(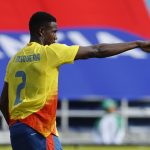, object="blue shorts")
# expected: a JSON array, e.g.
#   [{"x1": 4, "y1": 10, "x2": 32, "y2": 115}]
[{"x1": 9, "y1": 122, "x2": 62, "y2": 150}]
